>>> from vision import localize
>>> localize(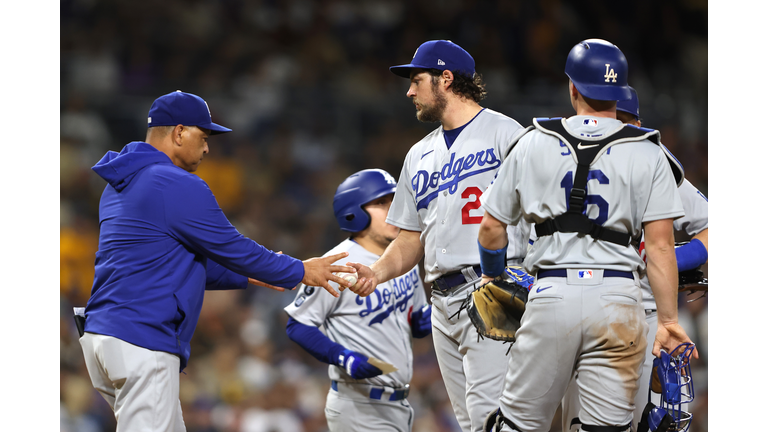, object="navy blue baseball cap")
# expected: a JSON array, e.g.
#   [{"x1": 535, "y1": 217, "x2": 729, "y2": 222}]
[
  {"x1": 616, "y1": 86, "x2": 640, "y2": 119},
  {"x1": 147, "y1": 90, "x2": 232, "y2": 134},
  {"x1": 390, "y1": 40, "x2": 475, "y2": 78}
]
